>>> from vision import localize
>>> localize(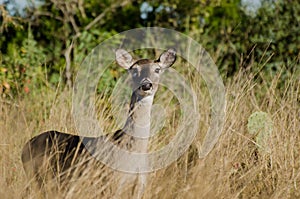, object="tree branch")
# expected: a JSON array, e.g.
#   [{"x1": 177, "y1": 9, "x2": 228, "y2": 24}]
[
  {"x1": 64, "y1": 40, "x2": 74, "y2": 89},
  {"x1": 84, "y1": 0, "x2": 131, "y2": 31}
]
